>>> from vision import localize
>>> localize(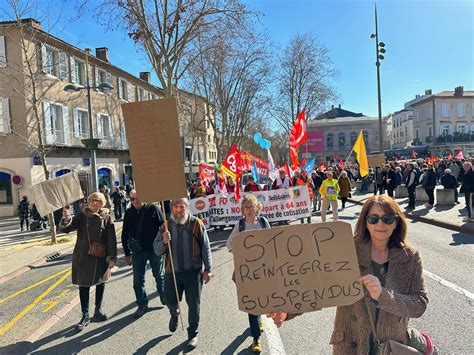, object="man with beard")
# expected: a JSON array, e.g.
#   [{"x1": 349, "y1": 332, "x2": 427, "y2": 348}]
[{"x1": 154, "y1": 198, "x2": 212, "y2": 350}]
